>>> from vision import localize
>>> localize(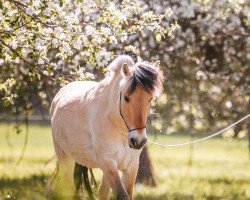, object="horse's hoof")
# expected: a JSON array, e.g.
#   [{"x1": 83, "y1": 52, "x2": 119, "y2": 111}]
[{"x1": 117, "y1": 194, "x2": 130, "y2": 200}]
